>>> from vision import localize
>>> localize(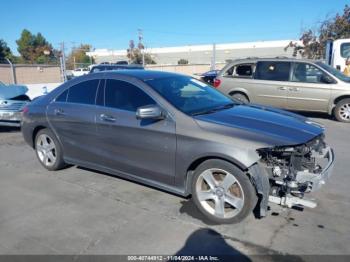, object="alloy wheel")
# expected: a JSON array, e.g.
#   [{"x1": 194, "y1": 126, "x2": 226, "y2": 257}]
[
  {"x1": 195, "y1": 168, "x2": 245, "y2": 219},
  {"x1": 339, "y1": 103, "x2": 350, "y2": 121},
  {"x1": 36, "y1": 134, "x2": 57, "y2": 167}
]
